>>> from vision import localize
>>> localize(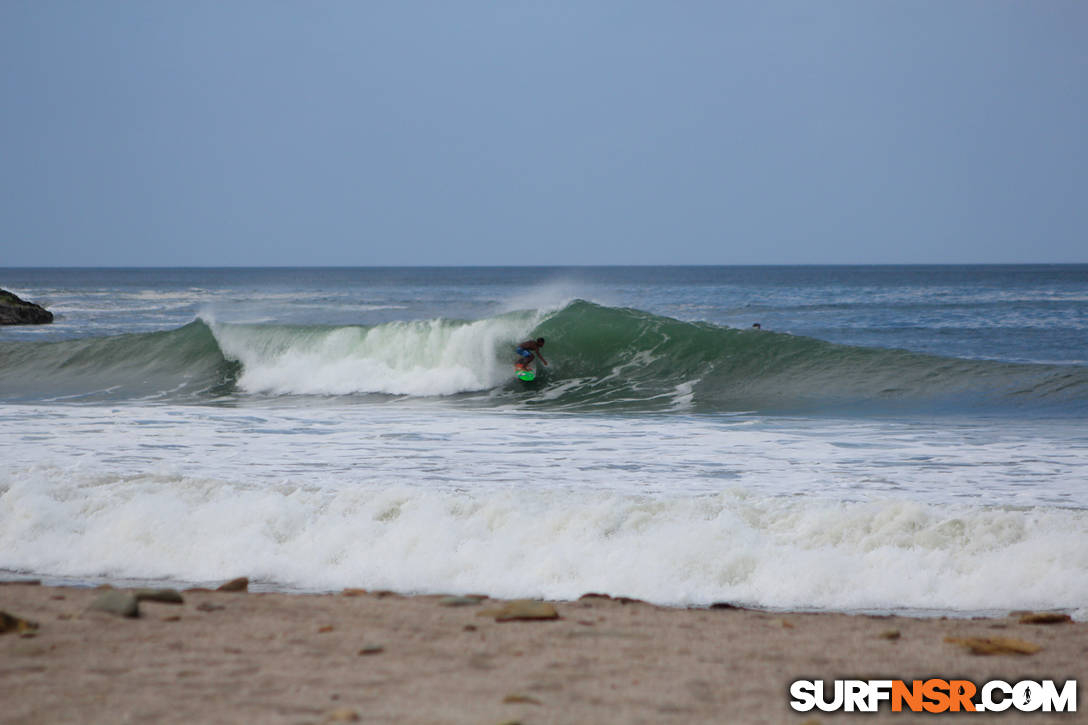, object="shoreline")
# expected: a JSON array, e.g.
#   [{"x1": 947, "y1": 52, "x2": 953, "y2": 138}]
[
  {"x1": 2, "y1": 581, "x2": 1085, "y2": 724},
  {"x1": 4, "y1": 572, "x2": 1081, "y2": 623},
  {"x1": 0, "y1": 573, "x2": 1055, "y2": 621}
]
